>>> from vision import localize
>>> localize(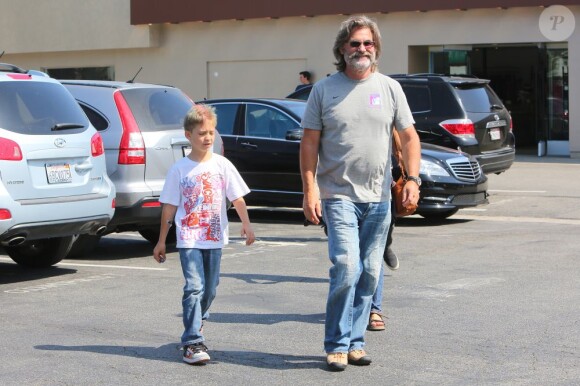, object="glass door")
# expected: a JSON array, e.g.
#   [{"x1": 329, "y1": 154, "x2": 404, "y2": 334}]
[{"x1": 545, "y1": 47, "x2": 569, "y2": 141}]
